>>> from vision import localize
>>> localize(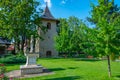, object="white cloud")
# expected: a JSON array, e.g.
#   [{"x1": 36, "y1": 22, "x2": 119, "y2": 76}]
[
  {"x1": 41, "y1": 4, "x2": 46, "y2": 8},
  {"x1": 44, "y1": 0, "x2": 52, "y2": 8},
  {"x1": 61, "y1": 0, "x2": 66, "y2": 4},
  {"x1": 61, "y1": 0, "x2": 69, "y2": 5}
]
